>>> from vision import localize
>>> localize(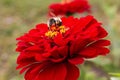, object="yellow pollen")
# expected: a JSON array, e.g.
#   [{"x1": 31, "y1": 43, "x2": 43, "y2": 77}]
[
  {"x1": 45, "y1": 26, "x2": 66, "y2": 38},
  {"x1": 59, "y1": 26, "x2": 66, "y2": 33}
]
